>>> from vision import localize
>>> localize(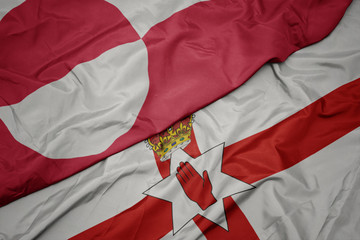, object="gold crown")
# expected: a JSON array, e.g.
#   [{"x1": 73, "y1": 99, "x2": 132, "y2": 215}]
[{"x1": 146, "y1": 115, "x2": 194, "y2": 161}]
